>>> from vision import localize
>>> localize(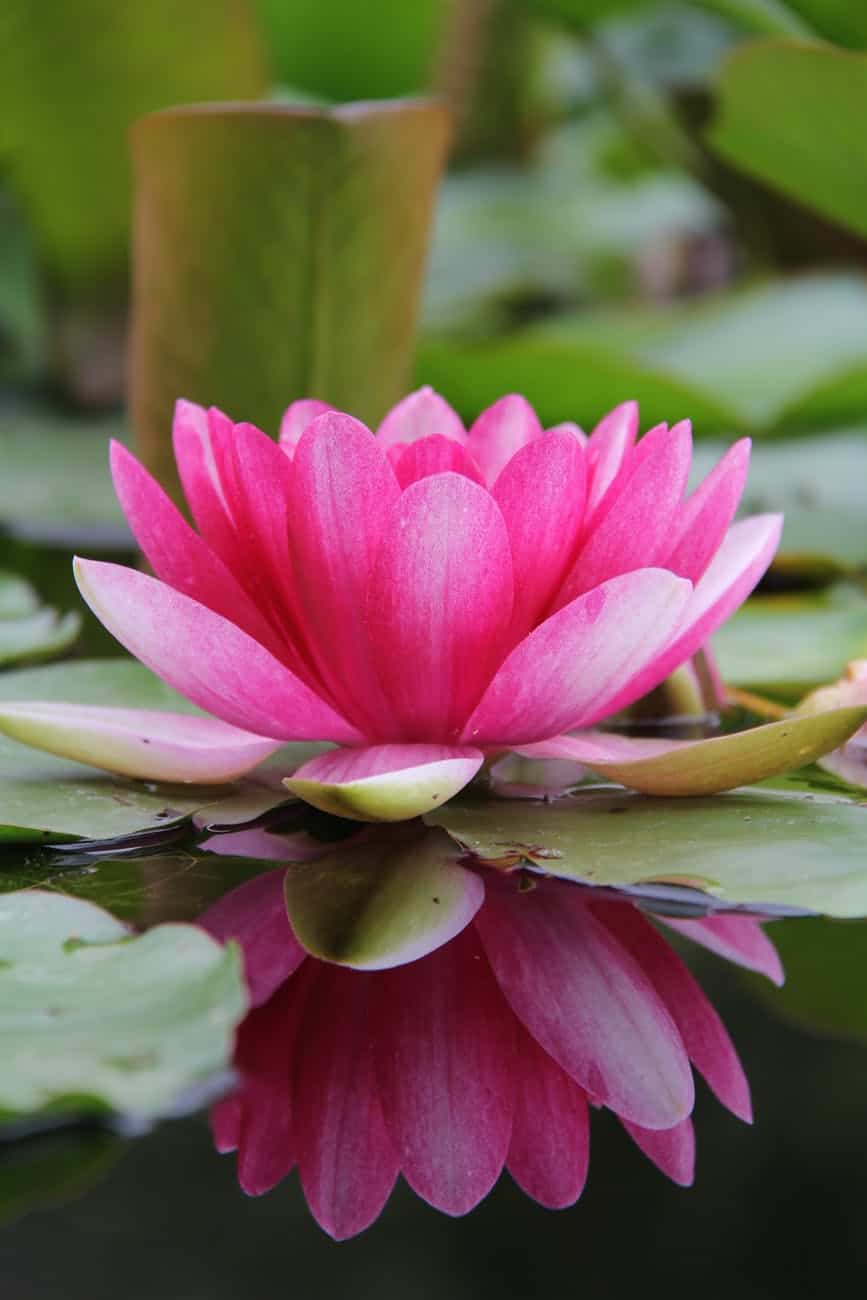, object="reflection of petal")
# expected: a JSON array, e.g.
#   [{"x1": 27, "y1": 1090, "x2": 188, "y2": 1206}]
[
  {"x1": 506, "y1": 1025, "x2": 589, "y2": 1210},
  {"x1": 622, "y1": 1117, "x2": 695, "y2": 1187},
  {"x1": 661, "y1": 914, "x2": 784, "y2": 986},
  {"x1": 199, "y1": 869, "x2": 305, "y2": 1008}
]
